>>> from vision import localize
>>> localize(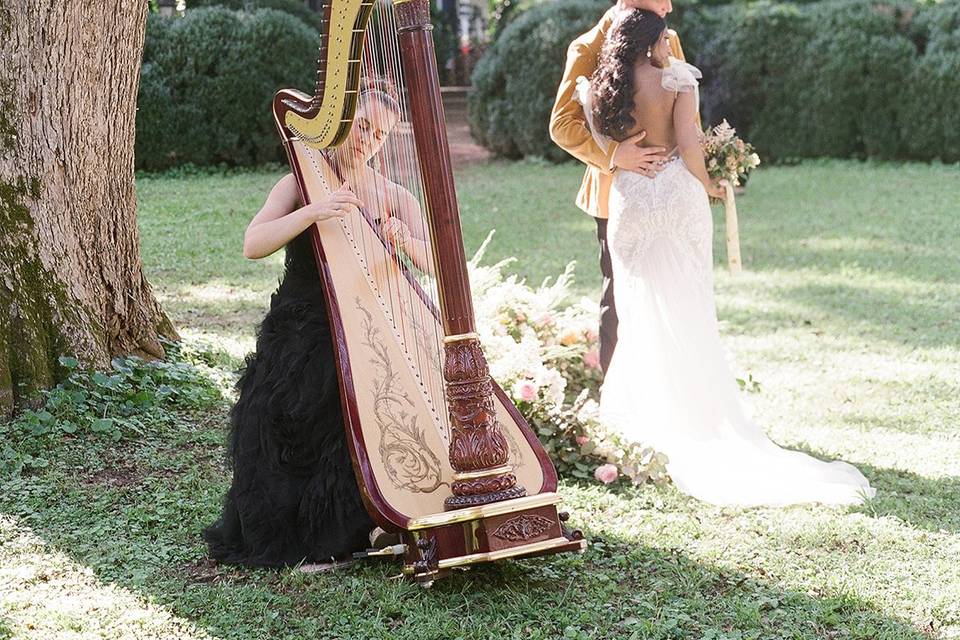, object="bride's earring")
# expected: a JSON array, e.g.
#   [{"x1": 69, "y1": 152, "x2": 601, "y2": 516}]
[{"x1": 646, "y1": 47, "x2": 652, "y2": 59}]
